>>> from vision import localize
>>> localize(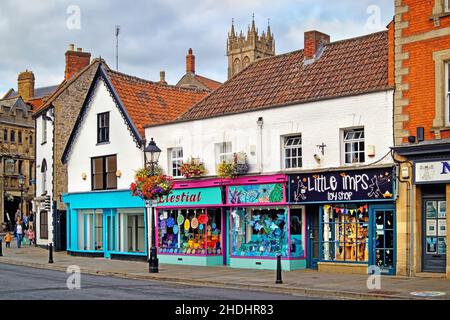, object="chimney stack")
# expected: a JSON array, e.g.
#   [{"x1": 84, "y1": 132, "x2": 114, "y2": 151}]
[
  {"x1": 159, "y1": 71, "x2": 167, "y2": 85},
  {"x1": 186, "y1": 48, "x2": 195, "y2": 74},
  {"x1": 304, "y1": 30, "x2": 330, "y2": 60},
  {"x1": 65, "y1": 44, "x2": 91, "y2": 80},
  {"x1": 17, "y1": 70, "x2": 35, "y2": 103}
]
